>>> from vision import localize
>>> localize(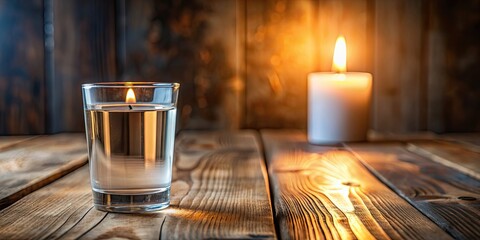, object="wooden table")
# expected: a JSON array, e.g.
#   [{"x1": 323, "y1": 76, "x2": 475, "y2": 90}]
[{"x1": 0, "y1": 130, "x2": 479, "y2": 239}]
